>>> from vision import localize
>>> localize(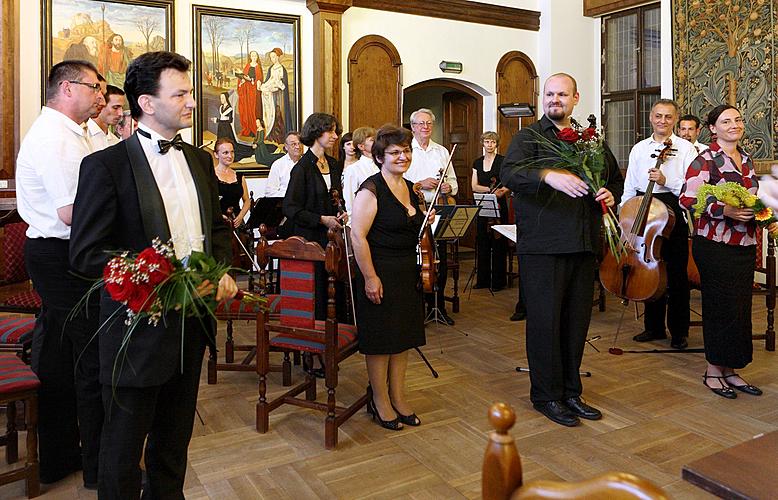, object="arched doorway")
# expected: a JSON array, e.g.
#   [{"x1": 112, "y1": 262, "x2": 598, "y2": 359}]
[
  {"x1": 347, "y1": 35, "x2": 402, "y2": 129},
  {"x1": 496, "y1": 51, "x2": 538, "y2": 154}
]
